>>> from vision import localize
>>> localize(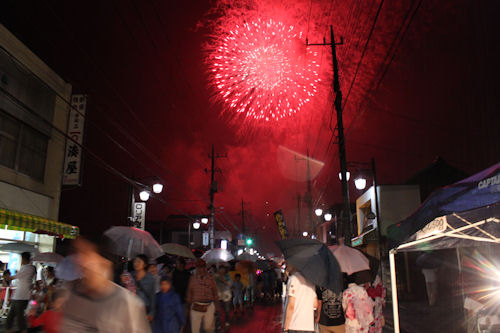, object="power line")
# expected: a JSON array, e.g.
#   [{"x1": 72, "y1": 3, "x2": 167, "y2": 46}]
[
  {"x1": 22, "y1": 3, "x2": 236, "y2": 229},
  {"x1": 313, "y1": 0, "x2": 418, "y2": 208},
  {"x1": 341, "y1": 0, "x2": 385, "y2": 110}
]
